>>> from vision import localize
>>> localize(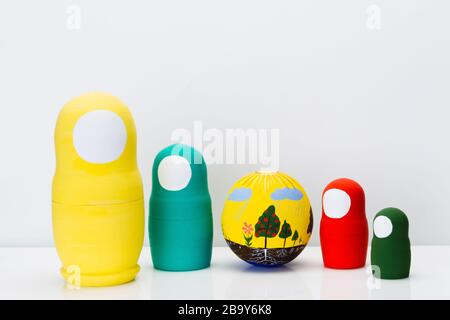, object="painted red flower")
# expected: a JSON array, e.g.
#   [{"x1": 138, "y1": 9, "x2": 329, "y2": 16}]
[{"x1": 241, "y1": 222, "x2": 254, "y2": 235}]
